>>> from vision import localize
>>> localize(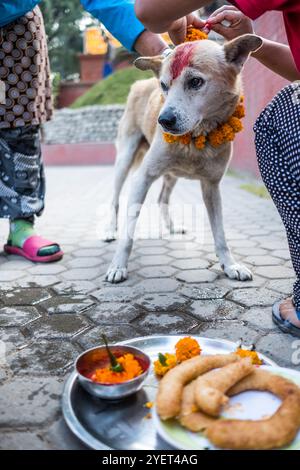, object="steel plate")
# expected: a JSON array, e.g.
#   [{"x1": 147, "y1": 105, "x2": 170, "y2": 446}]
[{"x1": 62, "y1": 335, "x2": 277, "y2": 450}]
